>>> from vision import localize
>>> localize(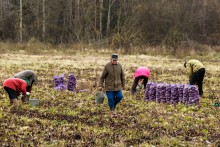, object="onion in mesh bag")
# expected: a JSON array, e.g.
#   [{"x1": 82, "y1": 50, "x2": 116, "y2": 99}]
[
  {"x1": 54, "y1": 74, "x2": 66, "y2": 90},
  {"x1": 67, "y1": 73, "x2": 77, "y2": 91},
  {"x1": 144, "y1": 82, "x2": 154, "y2": 101},
  {"x1": 188, "y1": 85, "x2": 199, "y2": 105},
  {"x1": 170, "y1": 84, "x2": 179, "y2": 104}
]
